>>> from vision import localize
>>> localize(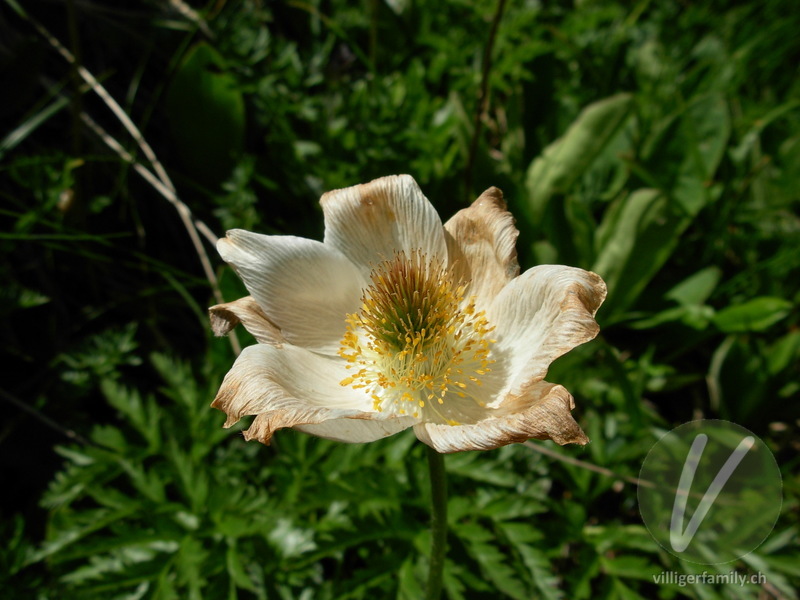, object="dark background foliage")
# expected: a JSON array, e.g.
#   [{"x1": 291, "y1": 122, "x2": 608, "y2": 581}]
[{"x1": 1, "y1": 0, "x2": 798, "y2": 598}]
